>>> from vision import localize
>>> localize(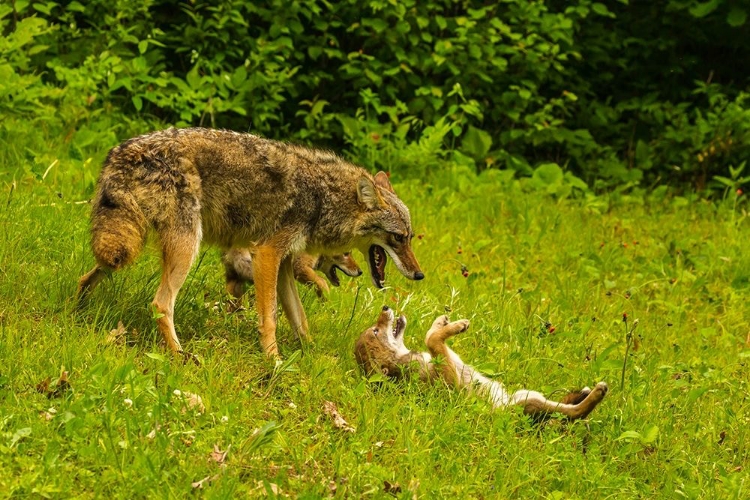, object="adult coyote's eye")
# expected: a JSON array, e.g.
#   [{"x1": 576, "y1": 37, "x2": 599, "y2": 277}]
[{"x1": 392, "y1": 233, "x2": 405, "y2": 244}]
